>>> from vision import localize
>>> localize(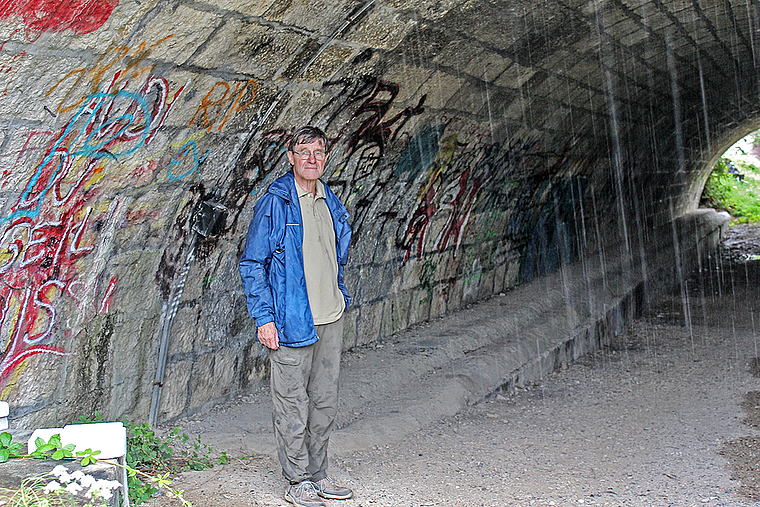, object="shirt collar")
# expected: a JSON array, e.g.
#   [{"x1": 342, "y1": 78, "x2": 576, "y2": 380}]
[{"x1": 296, "y1": 179, "x2": 325, "y2": 200}]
